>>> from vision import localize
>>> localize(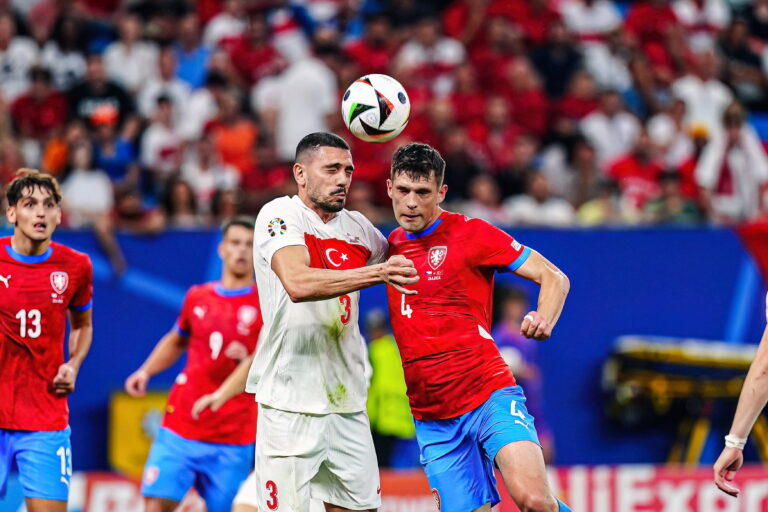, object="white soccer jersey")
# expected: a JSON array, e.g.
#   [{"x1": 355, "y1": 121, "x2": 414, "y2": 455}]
[{"x1": 247, "y1": 195, "x2": 388, "y2": 414}]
